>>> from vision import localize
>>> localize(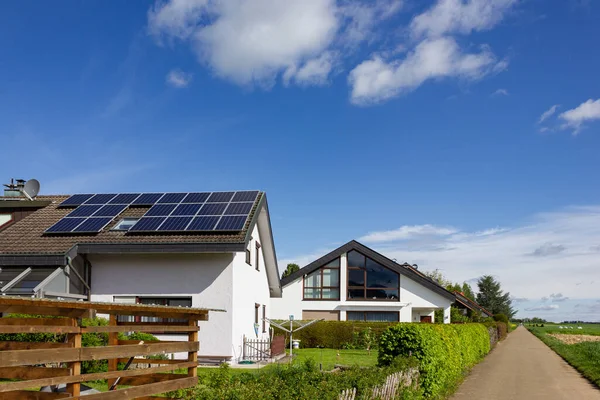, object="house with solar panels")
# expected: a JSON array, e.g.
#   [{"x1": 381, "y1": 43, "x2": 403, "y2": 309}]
[
  {"x1": 0, "y1": 181, "x2": 281, "y2": 363},
  {"x1": 271, "y1": 240, "x2": 455, "y2": 323}
]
